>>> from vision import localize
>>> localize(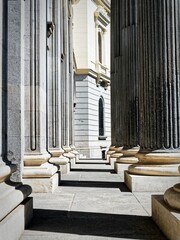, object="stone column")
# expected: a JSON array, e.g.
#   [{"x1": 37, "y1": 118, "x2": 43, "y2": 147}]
[
  {"x1": 108, "y1": 0, "x2": 124, "y2": 163},
  {"x1": 61, "y1": 0, "x2": 75, "y2": 165},
  {"x1": 47, "y1": 0, "x2": 70, "y2": 174},
  {"x1": 62, "y1": 0, "x2": 70, "y2": 148},
  {"x1": 22, "y1": 0, "x2": 58, "y2": 192},
  {"x1": 69, "y1": 2, "x2": 79, "y2": 163},
  {"x1": 0, "y1": 0, "x2": 32, "y2": 238},
  {"x1": 111, "y1": 0, "x2": 139, "y2": 172},
  {"x1": 126, "y1": 0, "x2": 180, "y2": 192}
]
